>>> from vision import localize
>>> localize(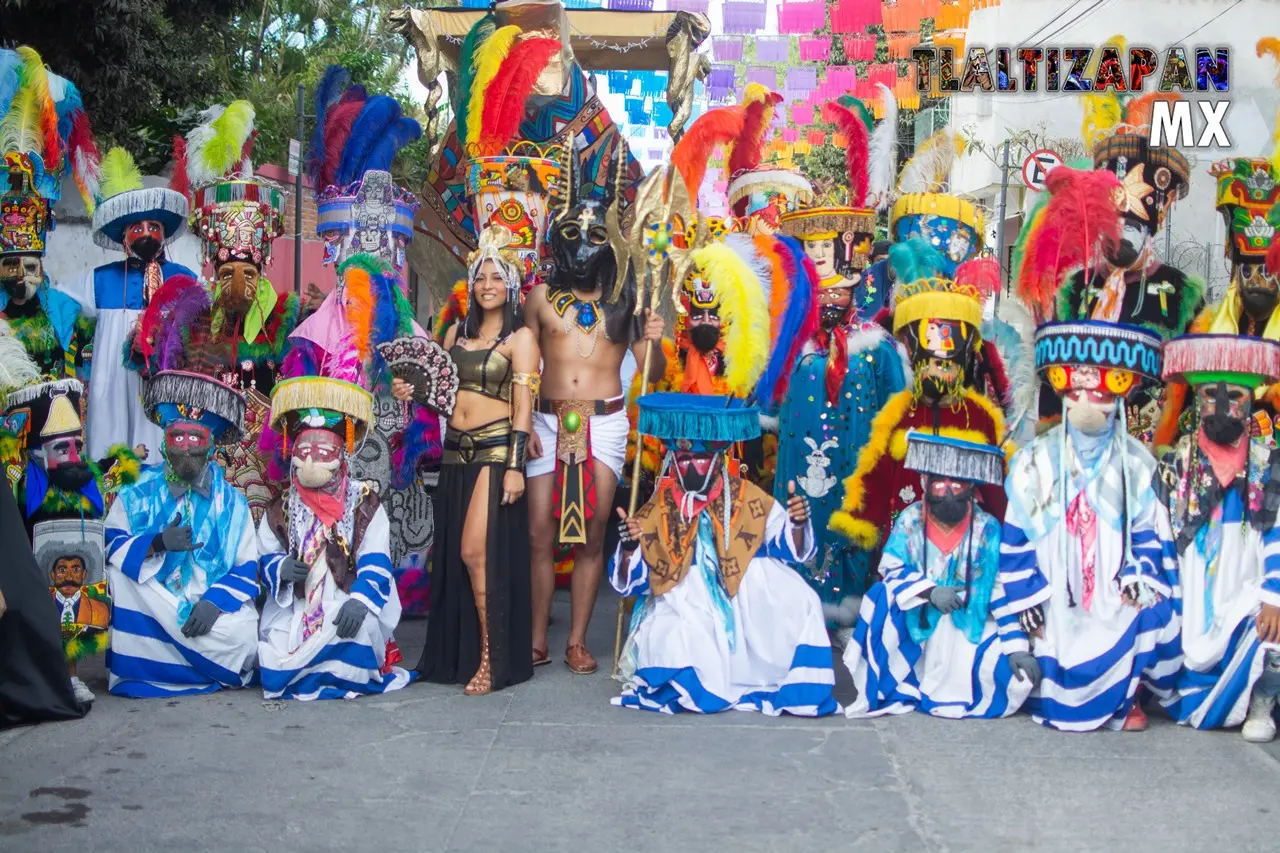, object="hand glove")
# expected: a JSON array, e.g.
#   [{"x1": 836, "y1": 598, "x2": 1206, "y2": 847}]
[
  {"x1": 181, "y1": 599, "x2": 221, "y2": 638},
  {"x1": 1018, "y1": 605, "x2": 1045, "y2": 636},
  {"x1": 928, "y1": 585, "x2": 963, "y2": 614},
  {"x1": 1007, "y1": 651, "x2": 1042, "y2": 686},
  {"x1": 334, "y1": 598, "x2": 369, "y2": 639},
  {"x1": 278, "y1": 556, "x2": 309, "y2": 584},
  {"x1": 153, "y1": 514, "x2": 198, "y2": 554}
]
